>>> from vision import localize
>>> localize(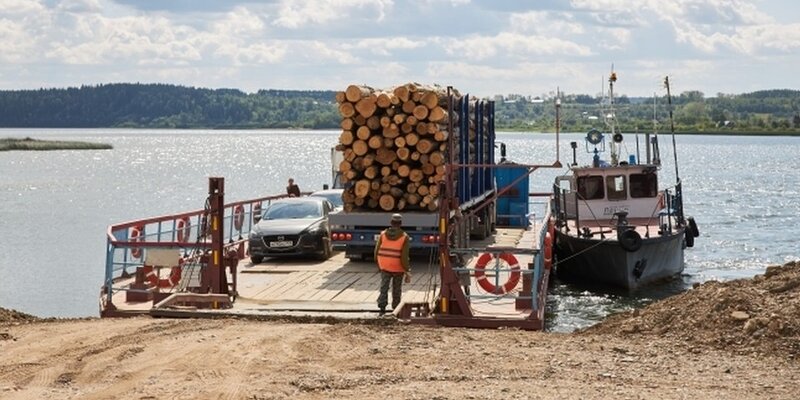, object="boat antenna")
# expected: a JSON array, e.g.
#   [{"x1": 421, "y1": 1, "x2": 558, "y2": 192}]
[{"x1": 664, "y1": 76, "x2": 680, "y2": 183}]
